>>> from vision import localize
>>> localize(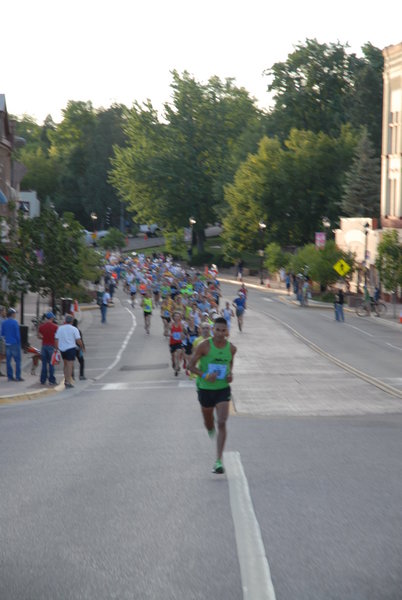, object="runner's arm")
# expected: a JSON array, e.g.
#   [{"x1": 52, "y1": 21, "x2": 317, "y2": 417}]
[{"x1": 188, "y1": 340, "x2": 209, "y2": 378}]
